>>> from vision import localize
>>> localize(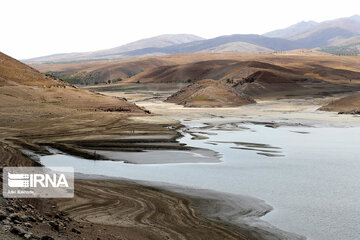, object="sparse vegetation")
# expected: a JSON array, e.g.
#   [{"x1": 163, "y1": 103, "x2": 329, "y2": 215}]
[
  {"x1": 320, "y1": 43, "x2": 360, "y2": 56},
  {"x1": 226, "y1": 78, "x2": 234, "y2": 84},
  {"x1": 112, "y1": 77, "x2": 122, "y2": 83},
  {"x1": 45, "y1": 71, "x2": 83, "y2": 84},
  {"x1": 83, "y1": 72, "x2": 101, "y2": 84},
  {"x1": 92, "y1": 85, "x2": 148, "y2": 92},
  {"x1": 127, "y1": 72, "x2": 136, "y2": 78}
]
